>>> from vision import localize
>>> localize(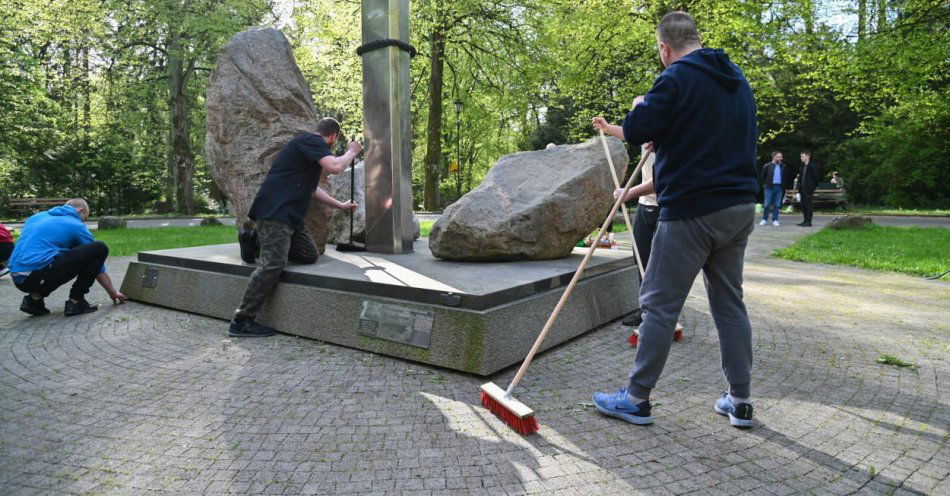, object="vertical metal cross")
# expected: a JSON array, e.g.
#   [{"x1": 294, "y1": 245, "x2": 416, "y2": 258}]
[{"x1": 360, "y1": 0, "x2": 415, "y2": 254}]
